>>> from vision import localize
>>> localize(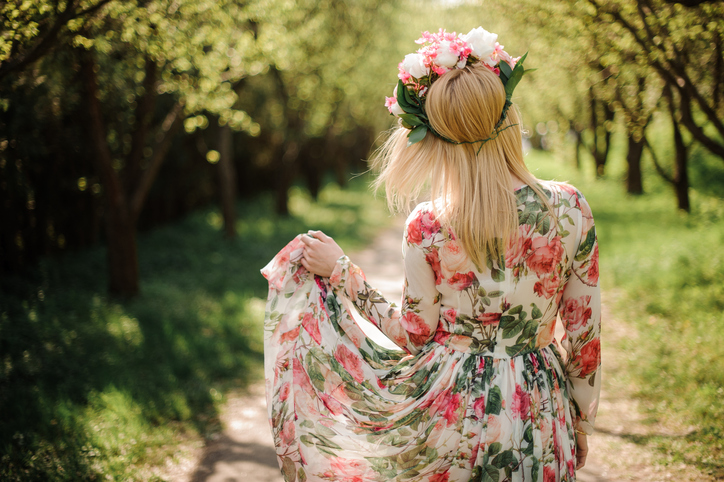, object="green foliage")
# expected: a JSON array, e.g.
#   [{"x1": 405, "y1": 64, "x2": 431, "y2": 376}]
[
  {"x1": 0, "y1": 175, "x2": 389, "y2": 480},
  {"x1": 526, "y1": 149, "x2": 724, "y2": 478}
]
